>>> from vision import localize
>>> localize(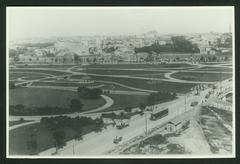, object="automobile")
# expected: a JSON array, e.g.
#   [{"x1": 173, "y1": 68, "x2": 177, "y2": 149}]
[
  {"x1": 190, "y1": 101, "x2": 198, "y2": 107},
  {"x1": 116, "y1": 120, "x2": 129, "y2": 129},
  {"x1": 205, "y1": 94, "x2": 210, "y2": 99},
  {"x1": 113, "y1": 136, "x2": 123, "y2": 144}
]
